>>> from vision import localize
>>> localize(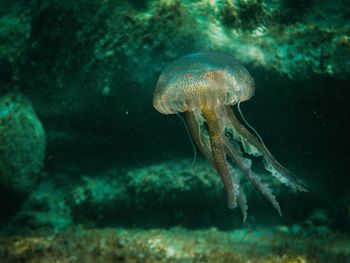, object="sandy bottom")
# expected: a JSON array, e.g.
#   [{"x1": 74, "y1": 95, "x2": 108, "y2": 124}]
[{"x1": 0, "y1": 227, "x2": 349, "y2": 263}]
